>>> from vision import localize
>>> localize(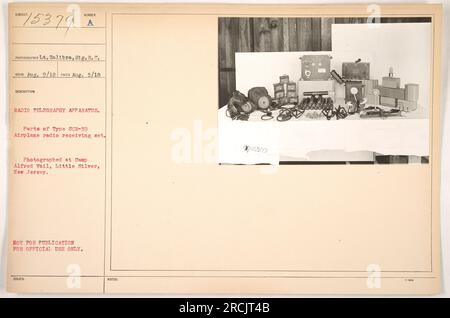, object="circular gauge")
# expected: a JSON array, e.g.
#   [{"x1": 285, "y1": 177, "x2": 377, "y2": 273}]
[
  {"x1": 350, "y1": 87, "x2": 359, "y2": 95},
  {"x1": 305, "y1": 70, "x2": 312, "y2": 77},
  {"x1": 258, "y1": 96, "x2": 271, "y2": 109},
  {"x1": 373, "y1": 88, "x2": 380, "y2": 96},
  {"x1": 241, "y1": 102, "x2": 253, "y2": 113}
]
